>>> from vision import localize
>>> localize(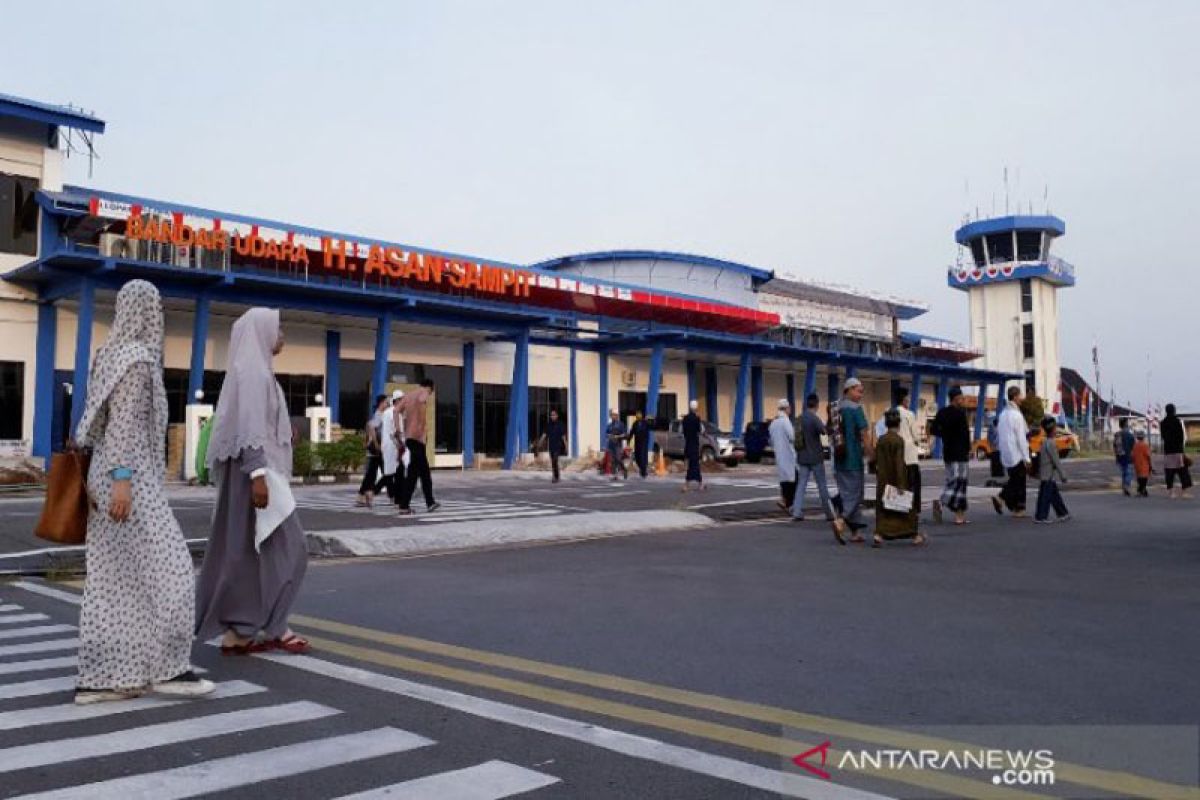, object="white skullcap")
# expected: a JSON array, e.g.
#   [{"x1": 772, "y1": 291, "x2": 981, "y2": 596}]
[
  {"x1": 391, "y1": 389, "x2": 405, "y2": 401},
  {"x1": 689, "y1": 399, "x2": 699, "y2": 410},
  {"x1": 777, "y1": 398, "x2": 790, "y2": 410}
]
